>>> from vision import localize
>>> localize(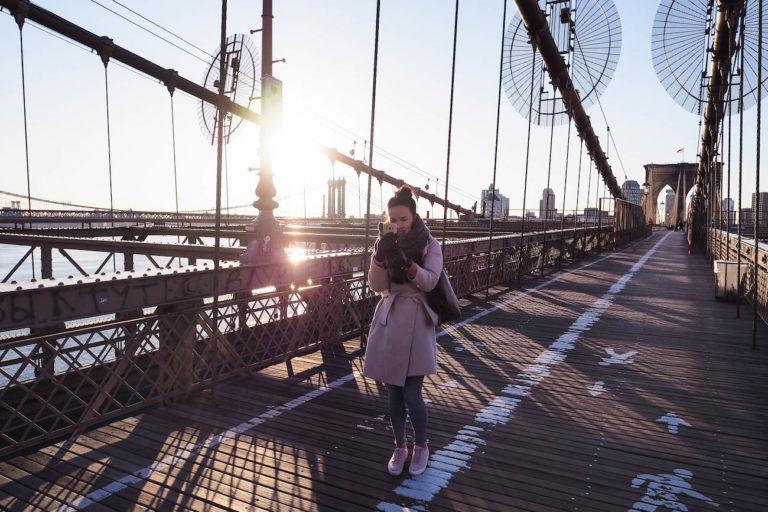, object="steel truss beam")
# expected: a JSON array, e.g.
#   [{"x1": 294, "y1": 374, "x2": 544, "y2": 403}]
[
  {"x1": 692, "y1": 0, "x2": 744, "y2": 217},
  {"x1": 320, "y1": 148, "x2": 473, "y2": 216},
  {"x1": 0, "y1": 227, "x2": 608, "y2": 330},
  {"x1": 0, "y1": 0, "x2": 260, "y2": 124}
]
